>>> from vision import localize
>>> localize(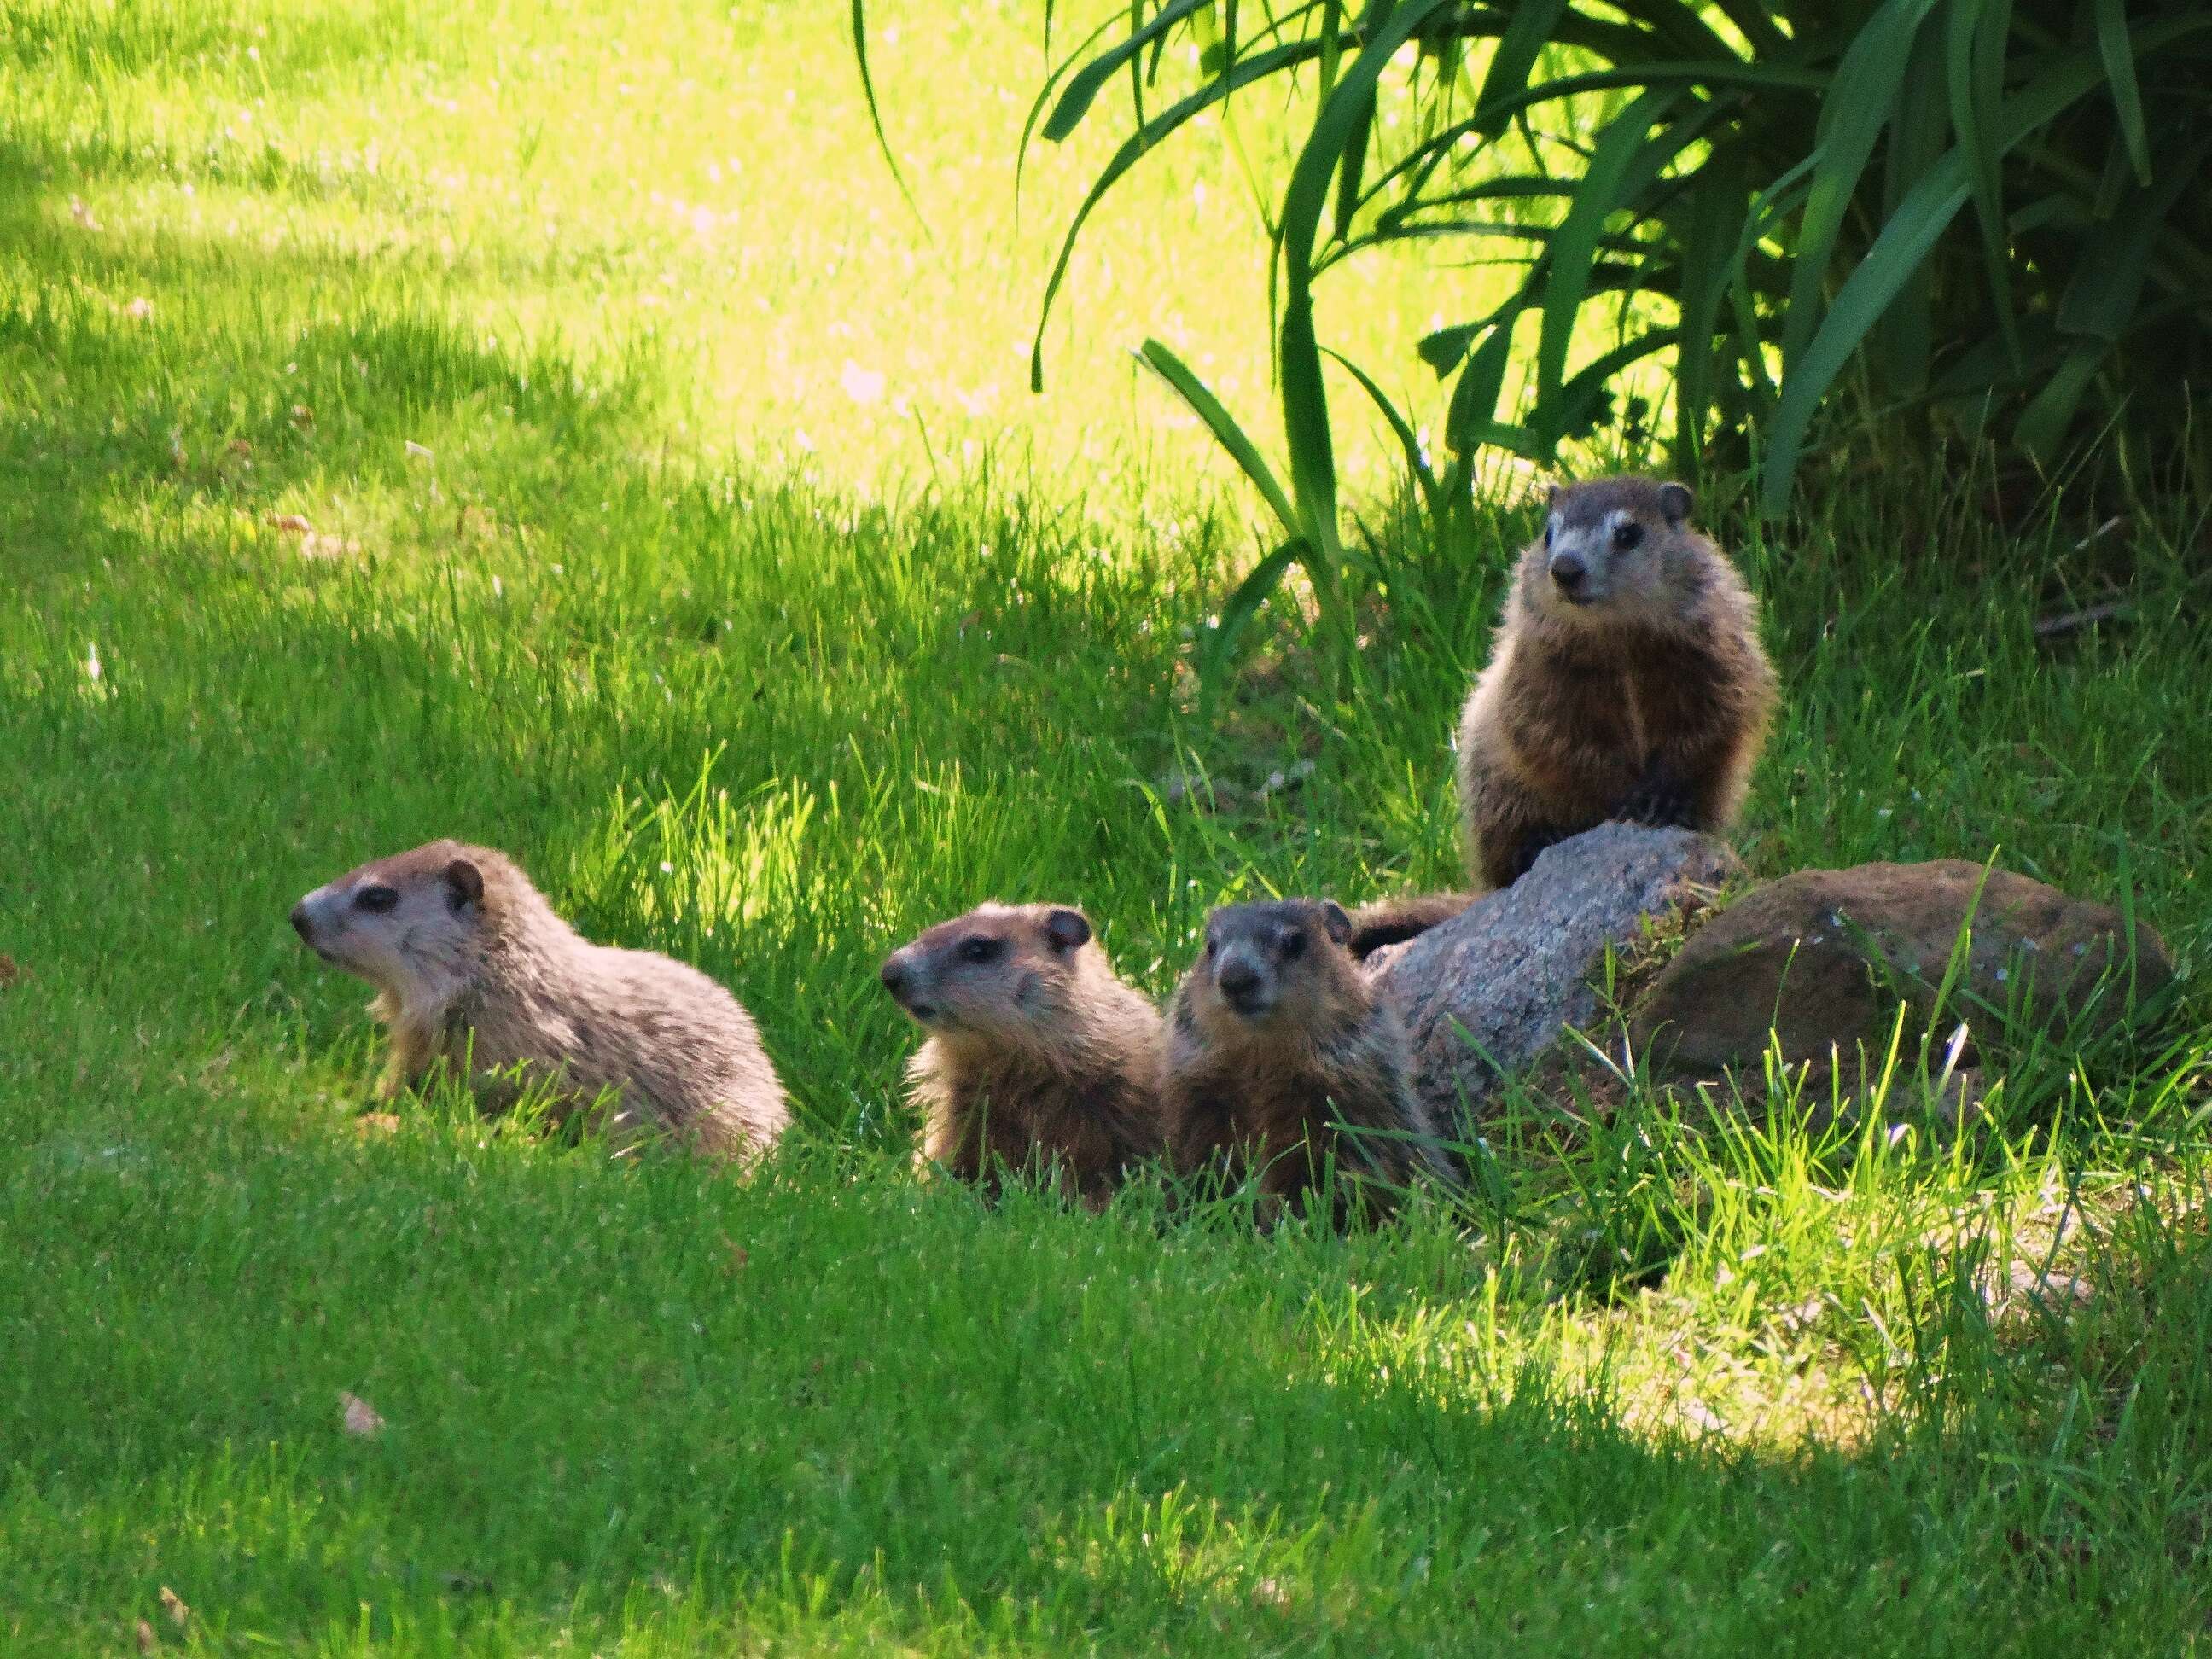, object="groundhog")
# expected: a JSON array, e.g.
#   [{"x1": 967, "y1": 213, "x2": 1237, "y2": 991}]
[
  {"x1": 1458, "y1": 476, "x2": 1777, "y2": 888},
  {"x1": 880, "y1": 902, "x2": 1167, "y2": 1209},
  {"x1": 290, "y1": 839, "x2": 789, "y2": 1160},
  {"x1": 1164, "y1": 899, "x2": 1452, "y2": 1225}
]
